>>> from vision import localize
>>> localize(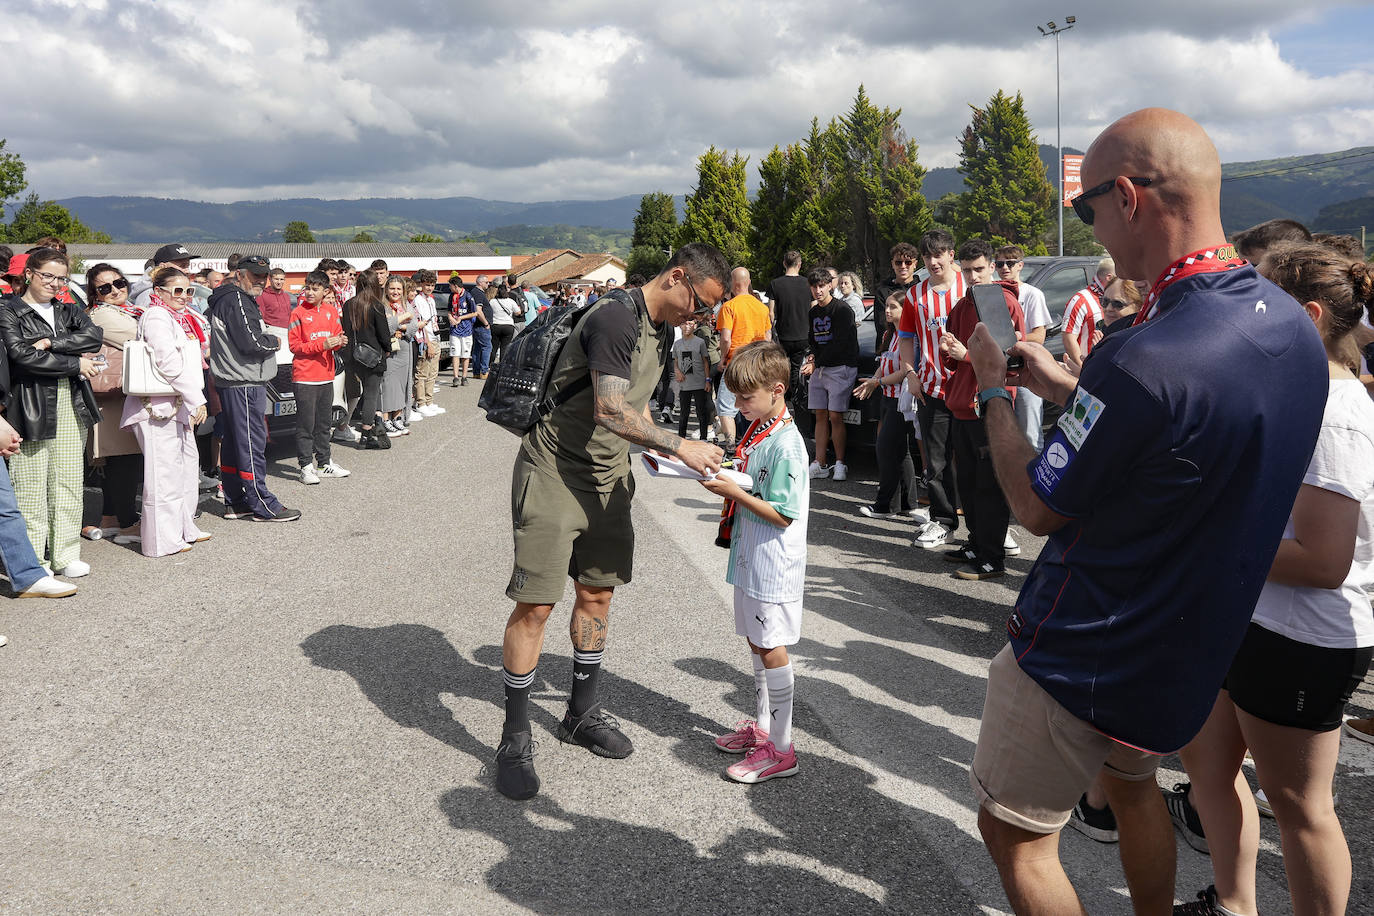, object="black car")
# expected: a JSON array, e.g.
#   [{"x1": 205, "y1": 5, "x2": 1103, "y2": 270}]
[{"x1": 803, "y1": 255, "x2": 1100, "y2": 451}]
